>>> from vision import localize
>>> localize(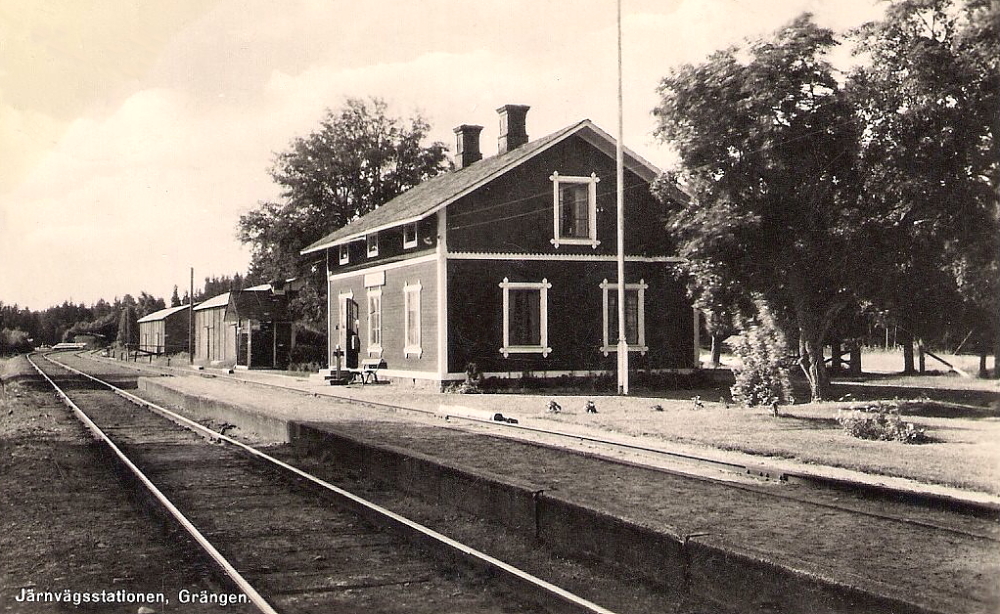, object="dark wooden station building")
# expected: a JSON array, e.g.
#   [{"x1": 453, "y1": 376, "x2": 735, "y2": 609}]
[{"x1": 301, "y1": 105, "x2": 697, "y2": 388}]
